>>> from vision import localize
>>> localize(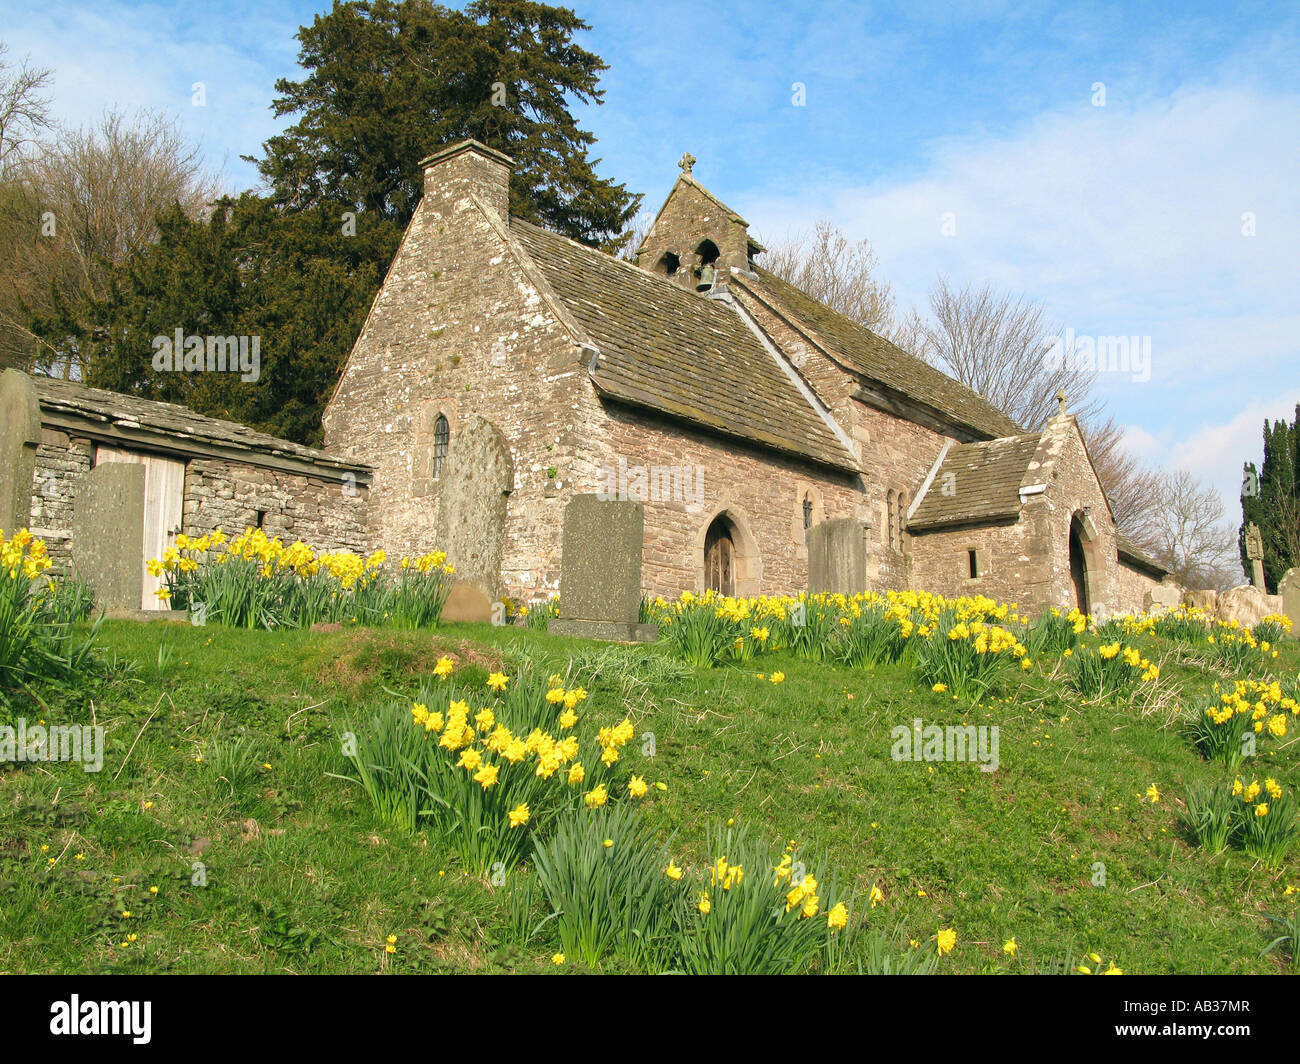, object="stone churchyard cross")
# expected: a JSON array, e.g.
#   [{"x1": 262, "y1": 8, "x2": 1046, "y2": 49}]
[{"x1": 1244, "y1": 521, "x2": 1266, "y2": 588}]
